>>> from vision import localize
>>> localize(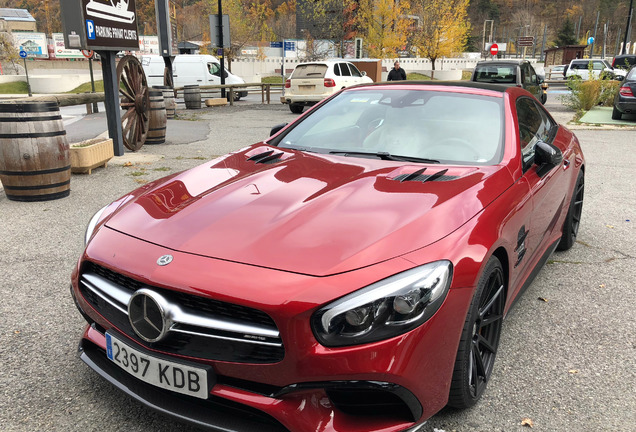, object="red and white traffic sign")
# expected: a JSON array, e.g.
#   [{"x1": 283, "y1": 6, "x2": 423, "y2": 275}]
[
  {"x1": 81, "y1": 50, "x2": 94, "y2": 59},
  {"x1": 490, "y1": 43, "x2": 499, "y2": 56}
]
